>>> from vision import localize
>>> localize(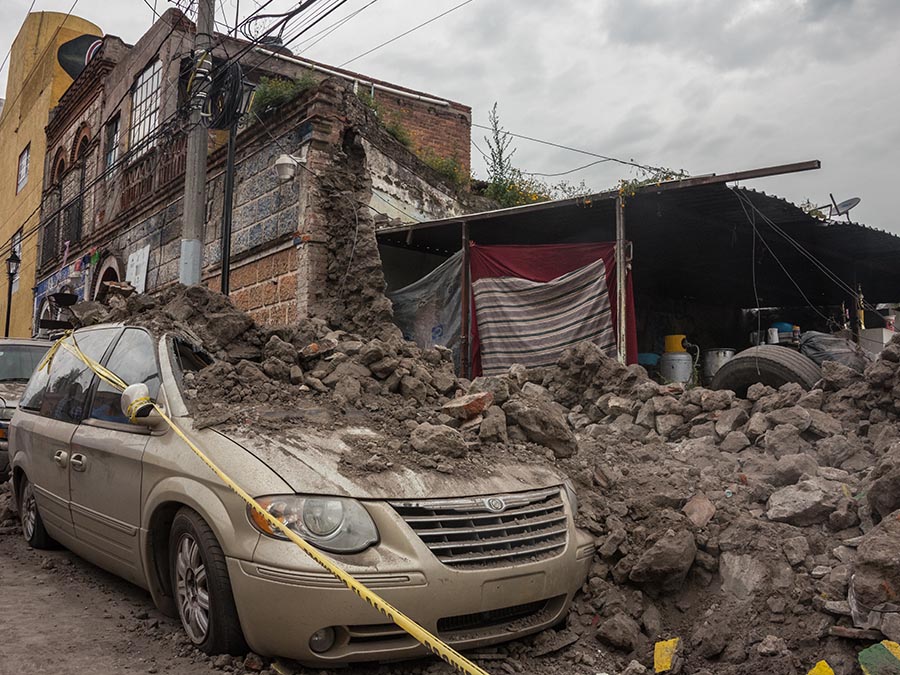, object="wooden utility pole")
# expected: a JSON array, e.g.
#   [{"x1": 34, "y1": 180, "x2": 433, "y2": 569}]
[{"x1": 180, "y1": 0, "x2": 214, "y2": 286}]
